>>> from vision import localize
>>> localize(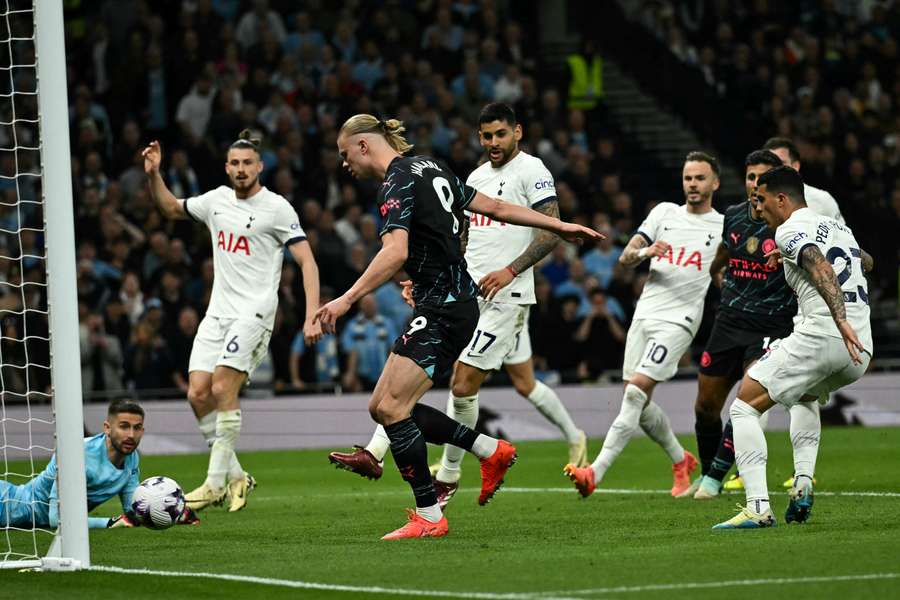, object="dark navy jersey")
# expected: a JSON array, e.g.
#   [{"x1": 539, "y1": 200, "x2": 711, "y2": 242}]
[
  {"x1": 719, "y1": 202, "x2": 796, "y2": 329},
  {"x1": 378, "y1": 155, "x2": 478, "y2": 307}
]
